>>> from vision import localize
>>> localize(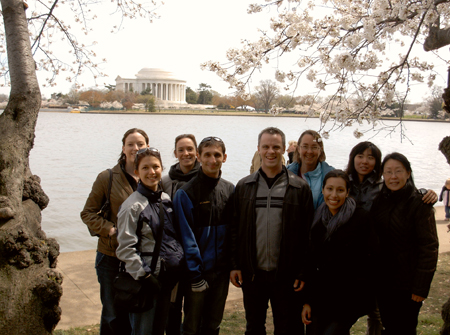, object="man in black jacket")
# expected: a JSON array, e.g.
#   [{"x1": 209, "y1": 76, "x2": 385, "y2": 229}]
[{"x1": 230, "y1": 127, "x2": 314, "y2": 335}]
